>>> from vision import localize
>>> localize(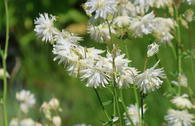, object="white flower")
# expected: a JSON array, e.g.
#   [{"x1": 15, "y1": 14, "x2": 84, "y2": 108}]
[
  {"x1": 49, "y1": 97, "x2": 60, "y2": 110},
  {"x1": 171, "y1": 94, "x2": 193, "y2": 109},
  {"x1": 113, "y1": 16, "x2": 131, "y2": 28},
  {"x1": 129, "y1": 12, "x2": 155, "y2": 37},
  {"x1": 34, "y1": 13, "x2": 58, "y2": 43},
  {"x1": 88, "y1": 23, "x2": 115, "y2": 43},
  {"x1": 147, "y1": 43, "x2": 159, "y2": 57},
  {"x1": 124, "y1": 104, "x2": 146, "y2": 126},
  {"x1": 116, "y1": 67, "x2": 138, "y2": 88},
  {"x1": 152, "y1": 18, "x2": 176, "y2": 42},
  {"x1": 172, "y1": 74, "x2": 188, "y2": 87},
  {"x1": 52, "y1": 116, "x2": 61, "y2": 126},
  {"x1": 83, "y1": 0, "x2": 117, "y2": 19},
  {"x1": 16, "y1": 90, "x2": 36, "y2": 113},
  {"x1": 106, "y1": 50, "x2": 130, "y2": 72},
  {"x1": 135, "y1": 61, "x2": 166, "y2": 93},
  {"x1": 20, "y1": 118, "x2": 35, "y2": 126},
  {"x1": 80, "y1": 60, "x2": 110, "y2": 88},
  {"x1": 165, "y1": 109, "x2": 194, "y2": 126},
  {"x1": 41, "y1": 97, "x2": 62, "y2": 120},
  {"x1": 9, "y1": 118, "x2": 19, "y2": 126}
]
